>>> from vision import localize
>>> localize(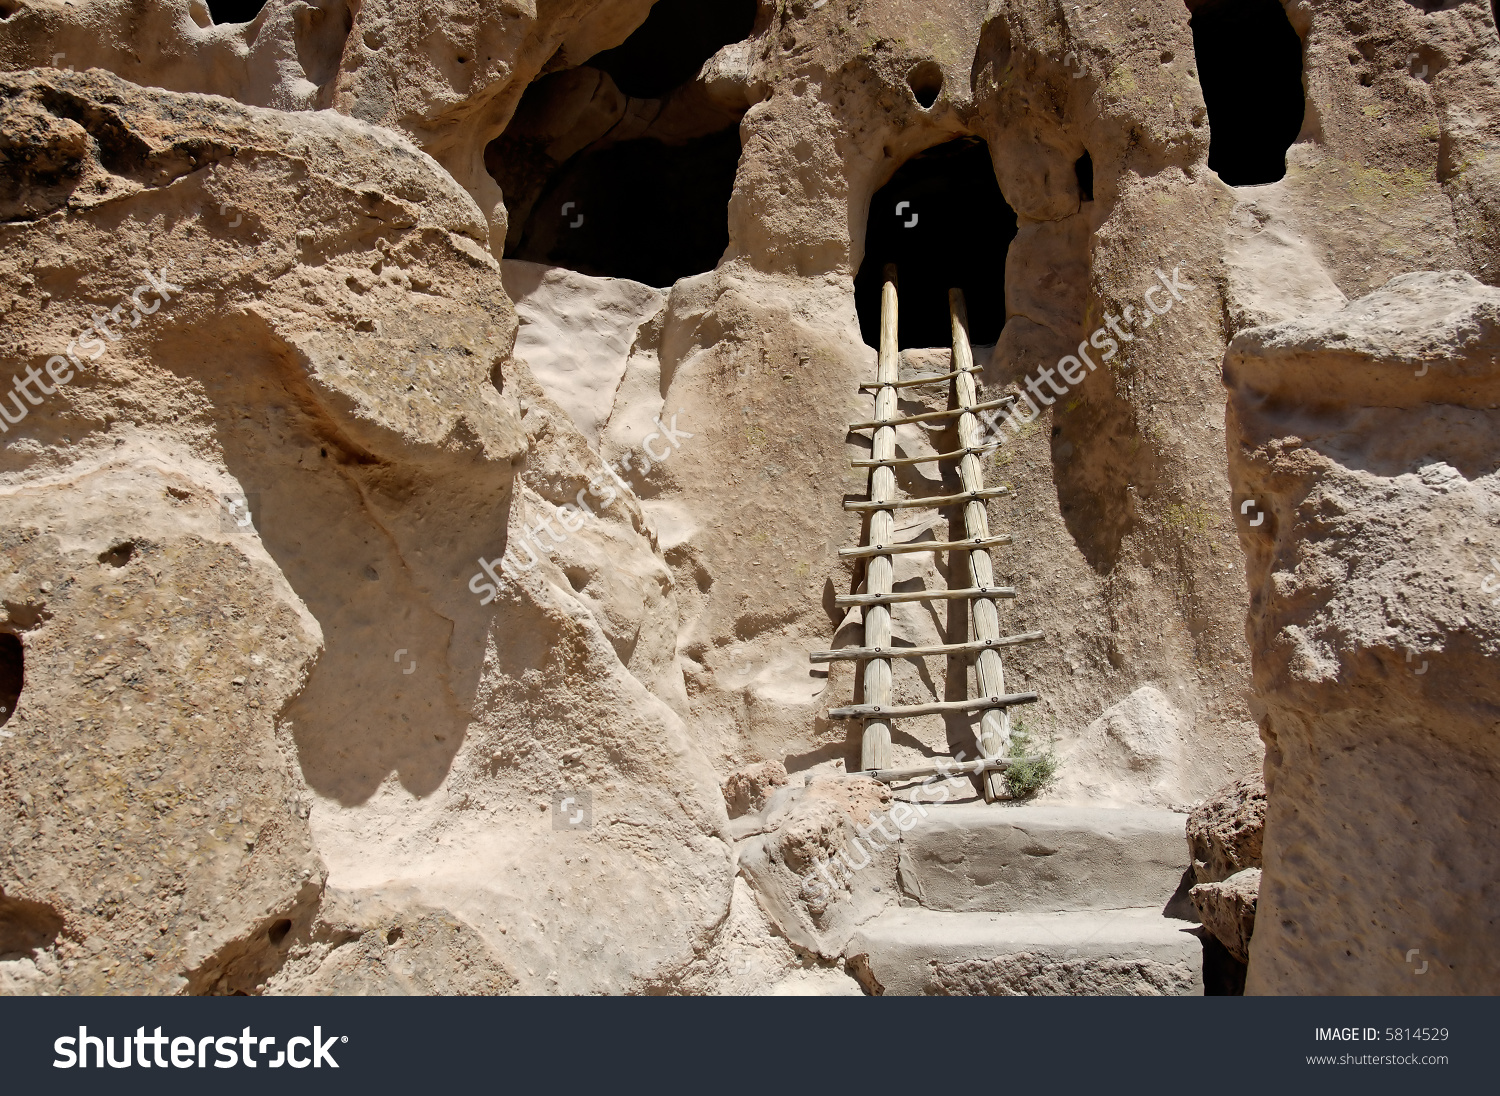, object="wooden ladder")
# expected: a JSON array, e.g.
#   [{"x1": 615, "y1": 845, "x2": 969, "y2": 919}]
[{"x1": 811, "y1": 266, "x2": 1046, "y2": 802}]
